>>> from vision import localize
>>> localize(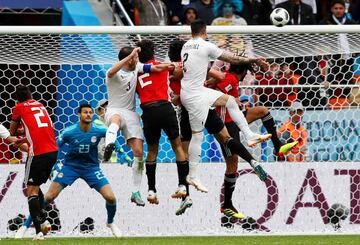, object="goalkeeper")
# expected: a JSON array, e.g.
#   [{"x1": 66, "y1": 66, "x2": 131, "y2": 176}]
[{"x1": 16, "y1": 104, "x2": 122, "y2": 238}]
